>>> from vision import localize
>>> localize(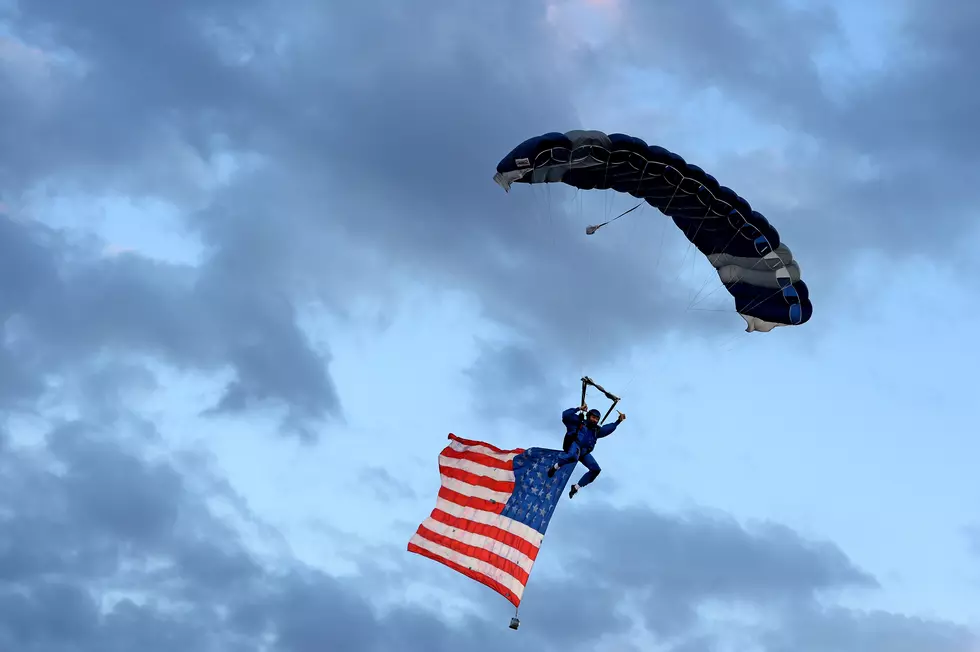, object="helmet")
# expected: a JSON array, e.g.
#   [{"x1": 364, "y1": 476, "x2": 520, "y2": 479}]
[{"x1": 587, "y1": 408, "x2": 601, "y2": 419}]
